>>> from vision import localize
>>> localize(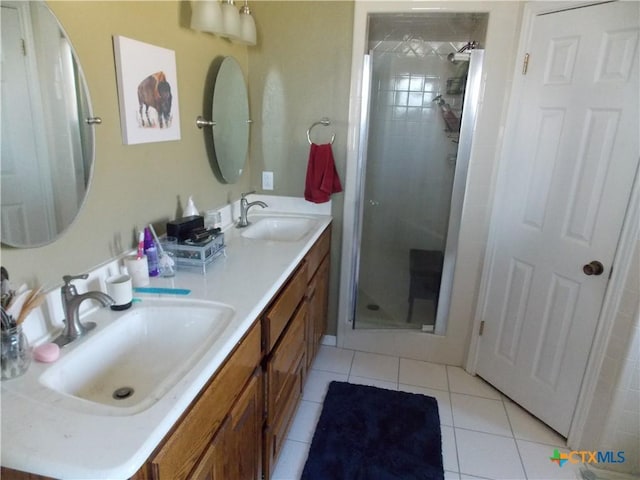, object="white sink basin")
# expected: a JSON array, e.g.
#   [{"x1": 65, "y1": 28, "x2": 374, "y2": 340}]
[
  {"x1": 39, "y1": 299, "x2": 234, "y2": 414},
  {"x1": 241, "y1": 216, "x2": 317, "y2": 242}
]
